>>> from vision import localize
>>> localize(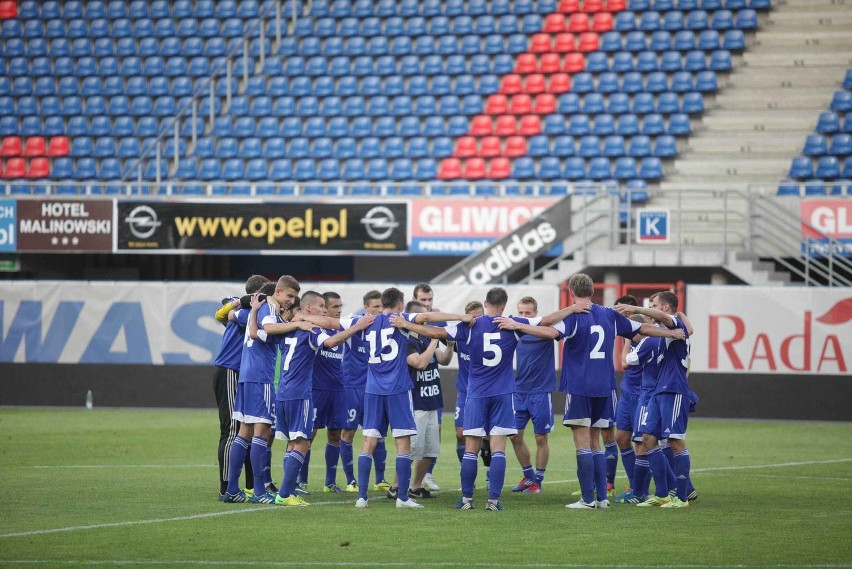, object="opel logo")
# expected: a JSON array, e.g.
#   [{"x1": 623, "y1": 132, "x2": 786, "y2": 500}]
[
  {"x1": 361, "y1": 206, "x2": 398, "y2": 241},
  {"x1": 125, "y1": 205, "x2": 161, "y2": 240}
]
